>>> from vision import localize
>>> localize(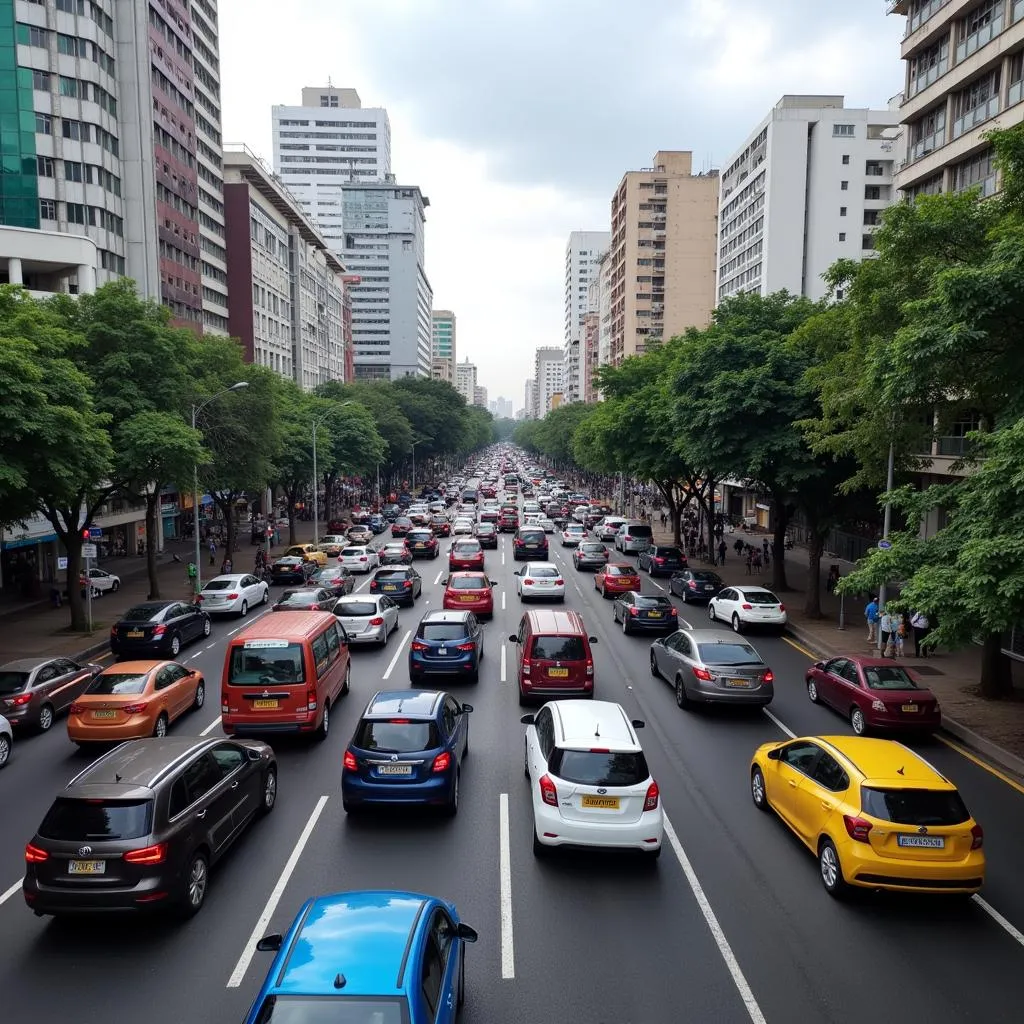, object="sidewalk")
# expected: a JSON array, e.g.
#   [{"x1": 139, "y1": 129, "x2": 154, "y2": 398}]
[{"x1": 648, "y1": 522, "x2": 1024, "y2": 770}]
